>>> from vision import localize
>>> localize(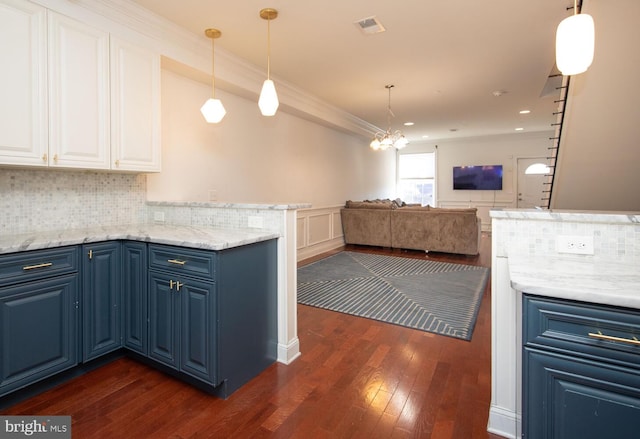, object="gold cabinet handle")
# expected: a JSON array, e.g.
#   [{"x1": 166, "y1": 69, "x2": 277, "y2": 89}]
[
  {"x1": 53, "y1": 154, "x2": 58, "y2": 163},
  {"x1": 169, "y1": 280, "x2": 175, "y2": 290},
  {"x1": 167, "y1": 259, "x2": 186, "y2": 265},
  {"x1": 115, "y1": 159, "x2": 120, "y2": 167},
  {"x1": 42, "y1": 153, "x2": 47, "y2": 162},
  {"x1": 88, "y1": 249, "x2": 93, "y2": 260},
  {"x1": 23, "y1": 262, "x2": 53, "y2": 271},
  {"x1": 588, "y1": 331, "x2": 640, "y2": 346},
  {"x1": 175, "y1": 281, "x2": 183, "y2": 292}
]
